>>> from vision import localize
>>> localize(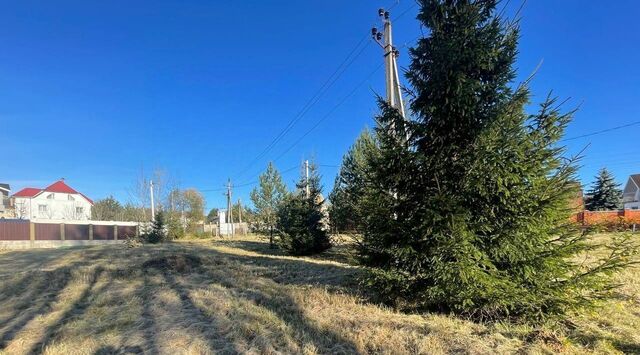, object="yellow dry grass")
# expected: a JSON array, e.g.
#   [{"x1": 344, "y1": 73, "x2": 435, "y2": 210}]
[{"x1": 0, "y1": 234, "x2": 637, "y2": 354}]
